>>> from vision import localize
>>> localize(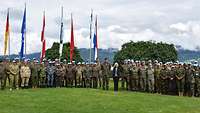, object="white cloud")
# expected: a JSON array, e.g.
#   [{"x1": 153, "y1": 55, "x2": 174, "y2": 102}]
[{"x1": 1, "y1": 0, "x2": 200, "y2": 55}]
